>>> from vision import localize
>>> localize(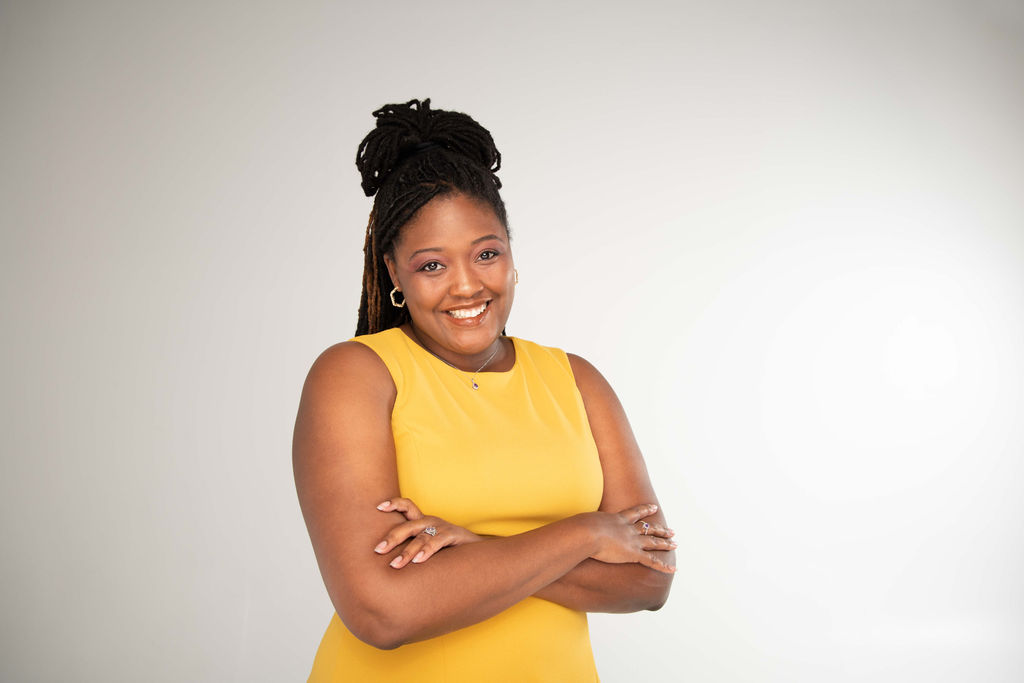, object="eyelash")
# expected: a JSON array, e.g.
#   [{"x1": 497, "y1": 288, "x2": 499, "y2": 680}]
[{"x1": 417, "y1": 250, "x2": 501, "y2": 272}]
